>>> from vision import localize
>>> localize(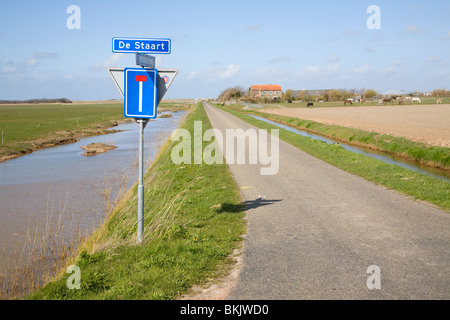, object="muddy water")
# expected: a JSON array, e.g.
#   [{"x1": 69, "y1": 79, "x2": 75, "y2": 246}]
[{"x1": 0, "y1": 111, "x2": 187, "y2": 297}]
